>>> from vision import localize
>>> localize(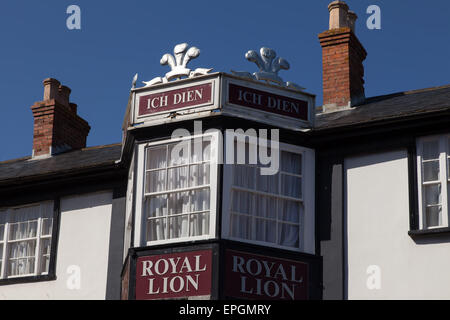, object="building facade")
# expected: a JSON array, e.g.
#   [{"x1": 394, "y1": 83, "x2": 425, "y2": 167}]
[{"x1": 0, "y1": 1, "x2": 449, "y2": 300}]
